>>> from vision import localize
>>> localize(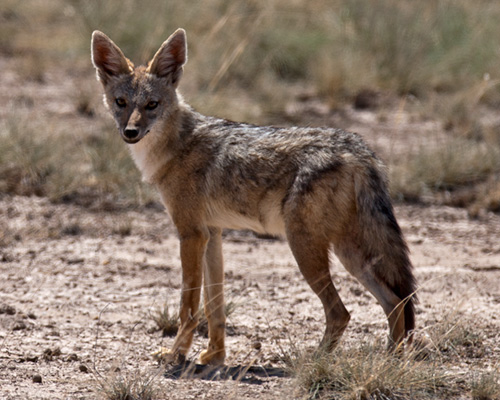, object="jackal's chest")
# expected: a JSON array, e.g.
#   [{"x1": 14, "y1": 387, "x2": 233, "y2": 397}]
[{"x1": 128, "y1": 135, "x2": 172, "y2": 184}]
